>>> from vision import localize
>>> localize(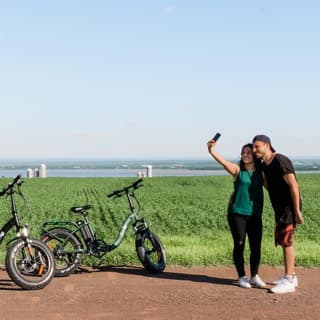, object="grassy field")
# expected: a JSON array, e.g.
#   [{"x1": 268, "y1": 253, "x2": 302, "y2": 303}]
[{"x1": 0, "y1": 174, "x2": 319, "y2": 267}]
